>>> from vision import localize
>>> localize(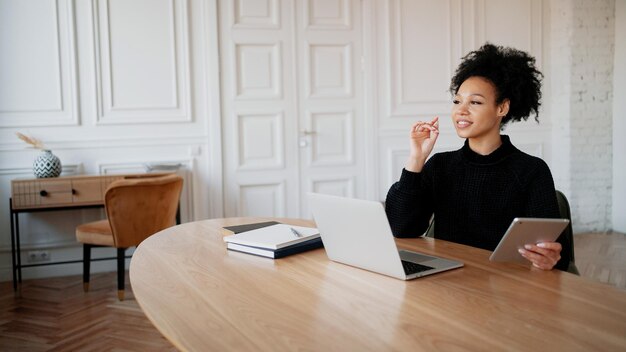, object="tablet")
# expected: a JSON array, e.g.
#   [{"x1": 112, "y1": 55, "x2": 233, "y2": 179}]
[{"x1": 489, "y1": 218, "x2": 570, "y2": 264}]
